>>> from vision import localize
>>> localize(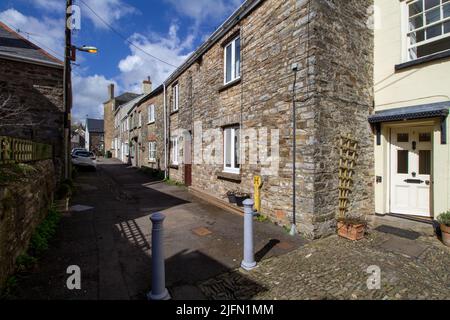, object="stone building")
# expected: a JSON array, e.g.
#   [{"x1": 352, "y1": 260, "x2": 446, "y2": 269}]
[
  {"x1": 105, "y1": 0, "x2": 375, "y2": 239},
  {"x1": 85, "y1": 118, "x2": 104, "y2": 155},
  {"x1": 0, "y1": 21, "x2": 64, "y2": 178},
  {"x1": 103, "y1": 84, "x2": 140, "y2": 157}
]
